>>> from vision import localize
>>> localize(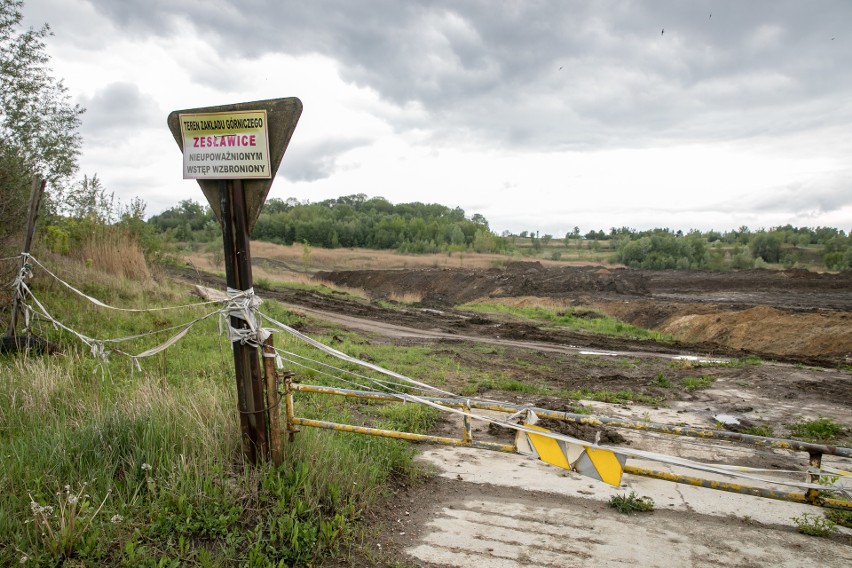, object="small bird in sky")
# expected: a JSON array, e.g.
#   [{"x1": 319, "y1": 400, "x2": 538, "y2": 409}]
[
  {"x1": 661, "y1": 28, "x2": 664, "y2": 35},
  {"x1": 709, "y1": 13, "x2": 712, "y2": 19}
]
